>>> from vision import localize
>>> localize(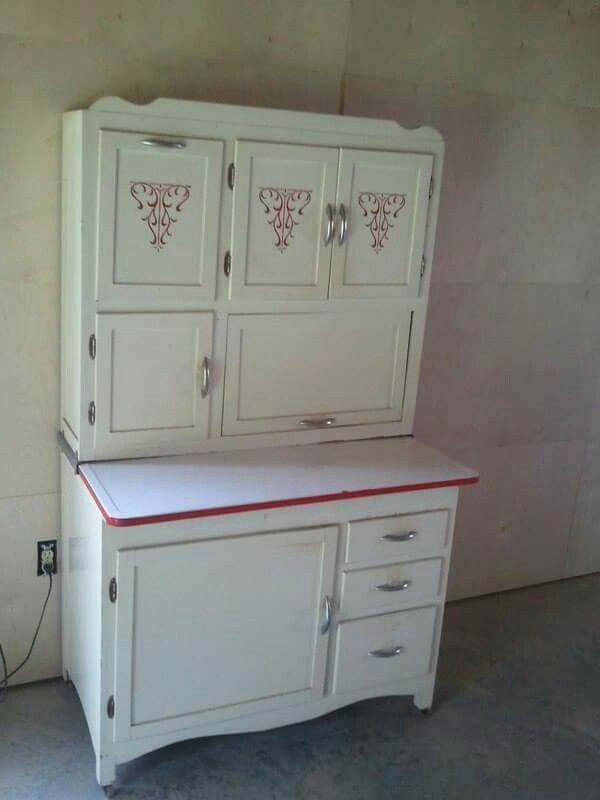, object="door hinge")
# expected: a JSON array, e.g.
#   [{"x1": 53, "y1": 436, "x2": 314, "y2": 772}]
[
  {"x1": 107, "y1": 695, "x2": 115, "y2": 719},
  {"x1": 88, "y1": 333, "x2": 96, "y2": 360},
  {"x1": 420, "y1": 255, "x2": 426, "y2": 279},
  {"x1": 429, "y1": 175, "x2": 434, "y2": 199},
  {"x1": 224, "y1": 250, "x2": 231, "y2": 277},
  {"x1": 109, "y1": 577, "x2": 117, "y2": 603},
  {"x1": 88, "y1": 401, "x2": 96, "y2": 426},
  {"x1": 227, "y1": 162, "x2": 235, "y2": 189}
]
